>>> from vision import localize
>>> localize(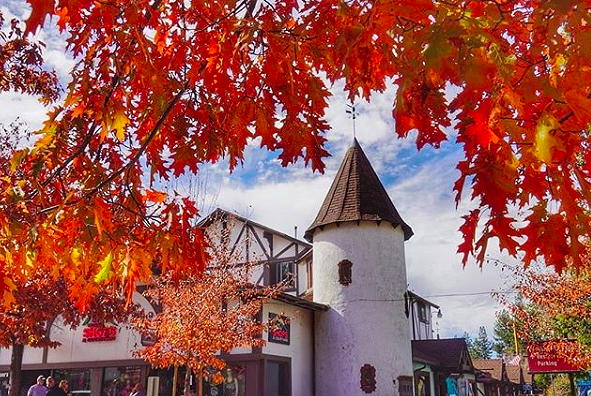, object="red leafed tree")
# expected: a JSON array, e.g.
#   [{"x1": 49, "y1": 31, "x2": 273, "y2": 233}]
[
  {"x1": 501, "y1": 258, "x2": 591, "y2": 368},
  {"x1": 0, "y1": 8, "x2": 208, "y2": 312},
  {"x1": 0, "y1": 267, "x2": 138, "y2": 396},
  {"x1": 133, "y1": 232, "x2": 277, "y2": 396},
  {"x1": 4, "y1": 0, "x2": 591, "y2": 303},
  {"x1": 0, "y1": 13, "x2": 58, "y2": 102}
]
